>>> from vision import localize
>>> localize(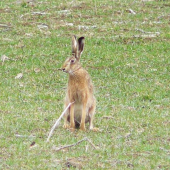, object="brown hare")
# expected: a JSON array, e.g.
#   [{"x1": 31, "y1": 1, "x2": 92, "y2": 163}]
[{"x1": 62, "y1": 35, "x2": 97, "y2": 131}]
